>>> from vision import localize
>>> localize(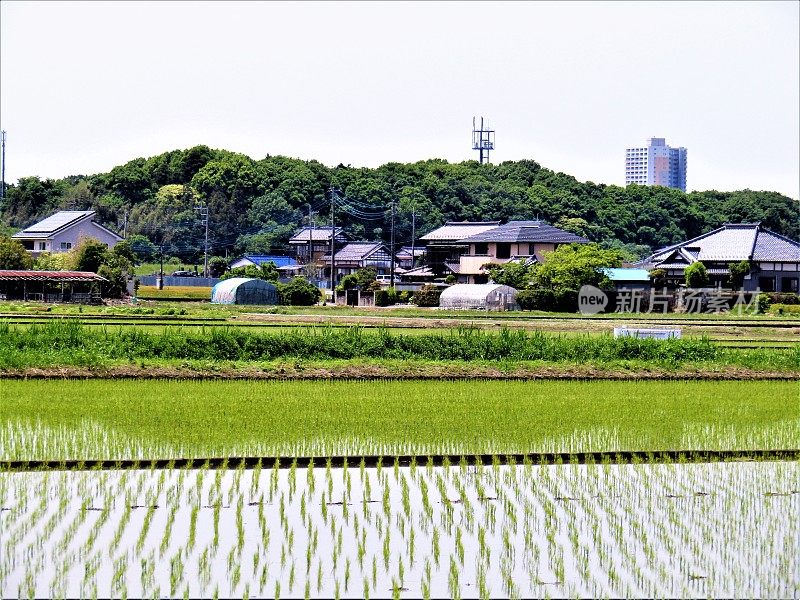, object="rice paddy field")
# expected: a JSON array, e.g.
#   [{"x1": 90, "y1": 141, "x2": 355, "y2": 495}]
[
  {"x1": 1, "y1": 380, "x2": 798, "y2": 462},
  {"x1": 1, "y1": 376, "x2": 798, "y2": 598},
  {"x1": 1, "y1": 459, "x2": 798, "y2": 598}
]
